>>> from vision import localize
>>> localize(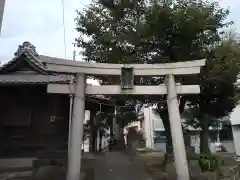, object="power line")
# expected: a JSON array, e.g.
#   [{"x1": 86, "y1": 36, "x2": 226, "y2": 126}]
[{"x1": 61, "y1": 0, "x2": 67, "y2": 60}]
